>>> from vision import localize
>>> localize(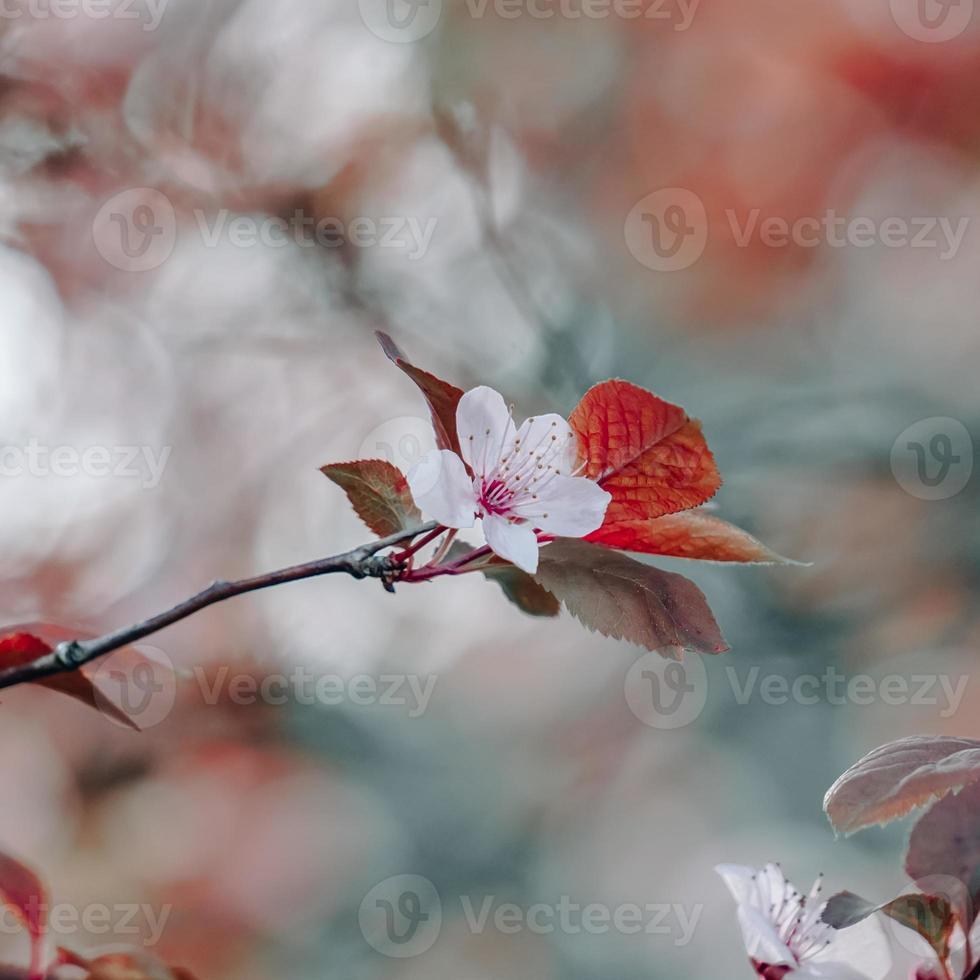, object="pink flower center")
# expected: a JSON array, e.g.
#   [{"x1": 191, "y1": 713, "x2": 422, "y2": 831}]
[{"x1": 479, "y1": 478, "x2": 515, "y2": 517}]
